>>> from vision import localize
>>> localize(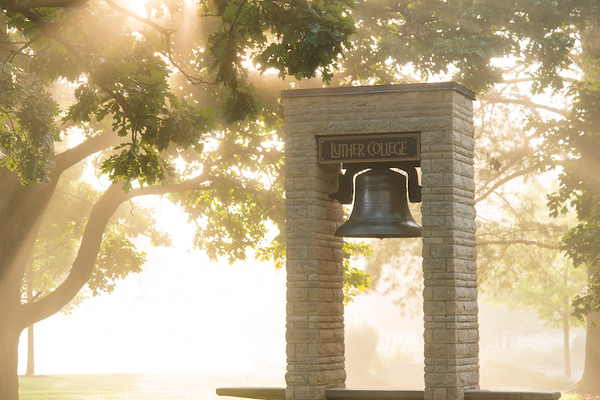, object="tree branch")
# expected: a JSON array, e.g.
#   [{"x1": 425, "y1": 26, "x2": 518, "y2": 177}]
[
  {"x1": 477, "y1": 239, "x2": 557, "y2": 250},
  {"x1": 103, "y1": 0, "x2": 172, "y2": 36},
  {"x1": 53, "y1": 132, "x2": 121, "y2": 174},
  {"x1": 481, "y1": 95, "x2": 568, "y2": 117},
  {"x1": 475, "y1": 164, "x2": 538, "y2": 204},
  {"x1": 20, "y1": 184, "x2": 127, "y2": 327},
  {"x1": 0, "y1": 27, "x2": 24, "y2": 62},
  {"x1": 475, "y1": 157, "x2": 563, "y2": 204},
  {"x1": 1, "y1": 0, "x2": 87, "y2": 12},
  {"x1": 20, "y1": 171, "x2": 215, "y2": 326},
  {"x1": 16, "y1": 9, "x2": 141, "y2": 122},
  {"x1": 103, "y1": 0, "x2": 212, "y2": 85}
]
